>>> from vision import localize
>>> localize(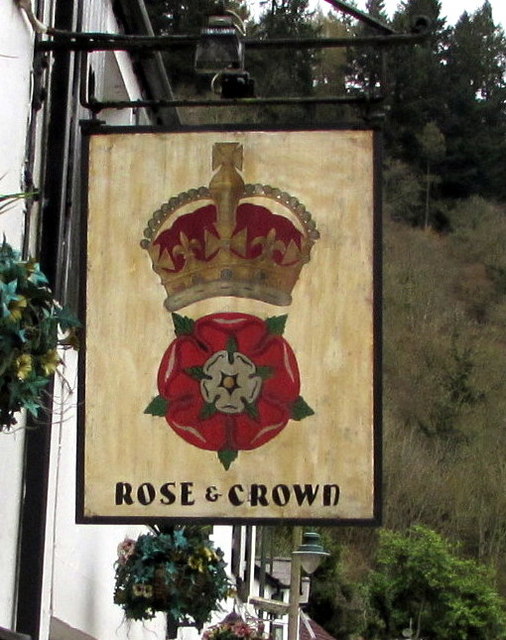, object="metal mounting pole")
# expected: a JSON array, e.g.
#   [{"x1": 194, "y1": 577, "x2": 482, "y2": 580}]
[{"x1": 287, "y1": 527, "x2": 303, "y2": 640}]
